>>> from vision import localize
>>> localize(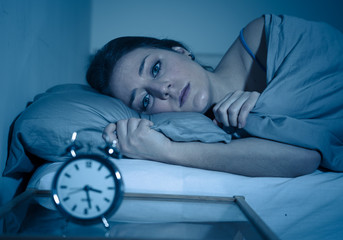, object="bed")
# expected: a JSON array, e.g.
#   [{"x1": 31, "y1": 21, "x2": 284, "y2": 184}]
[
  {"x1": 2, "y1": 83, "x2": 342, "y2": 240},
  {"x1": 3, "y1": 14, "x2": 343, "y2": 239}
]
